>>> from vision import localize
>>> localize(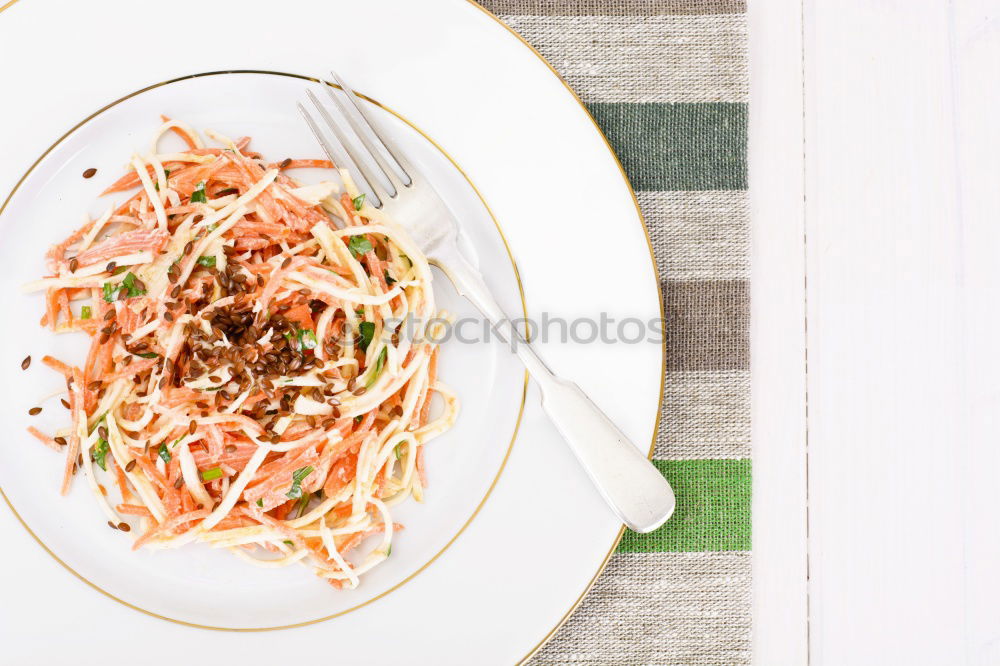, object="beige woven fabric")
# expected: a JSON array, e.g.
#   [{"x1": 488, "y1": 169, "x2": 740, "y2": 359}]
[
  {"x1": 498, "y1": 14, "x2": 748, "y2": 103},
  {"x1": 533, "y1": 552, "x2": 752, "y2": 665}
]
